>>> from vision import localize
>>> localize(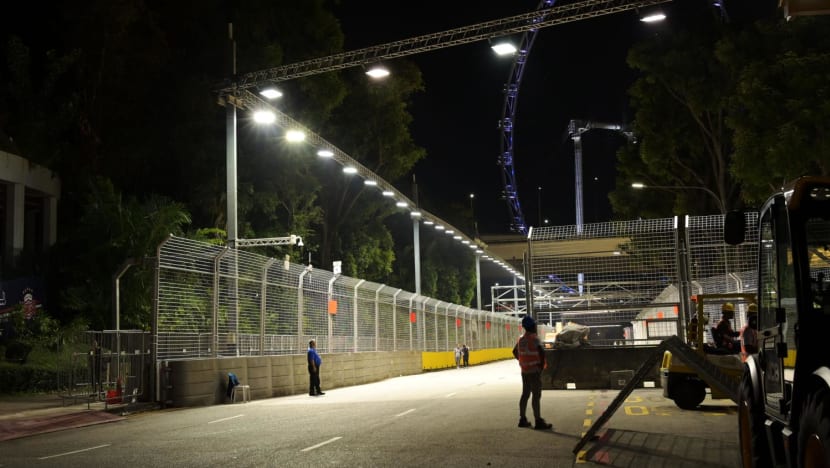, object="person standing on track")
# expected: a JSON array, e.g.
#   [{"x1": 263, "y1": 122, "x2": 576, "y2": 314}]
[
  {"x1": 307, "y1": 339, "x2": 325, "y2": 396},
  {"x1": 512, "y1": 315, "x2": 553, "y2": 430}
]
